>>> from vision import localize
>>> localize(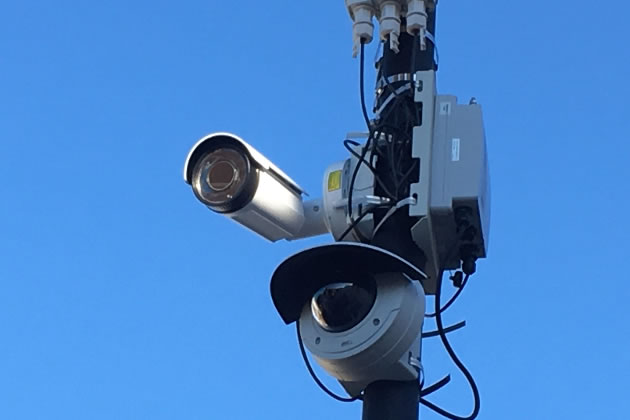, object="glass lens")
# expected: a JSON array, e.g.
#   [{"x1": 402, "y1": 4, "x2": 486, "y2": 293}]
[
  {"x1": 192, "y1": 148, "x2": 249, "y2": 208},
  {"x1": 310, "y1": 279, "x2": 377, "y2": 333},
  {"x1": 207, "y1": 160, "x2": 237, "y2": 191}
]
